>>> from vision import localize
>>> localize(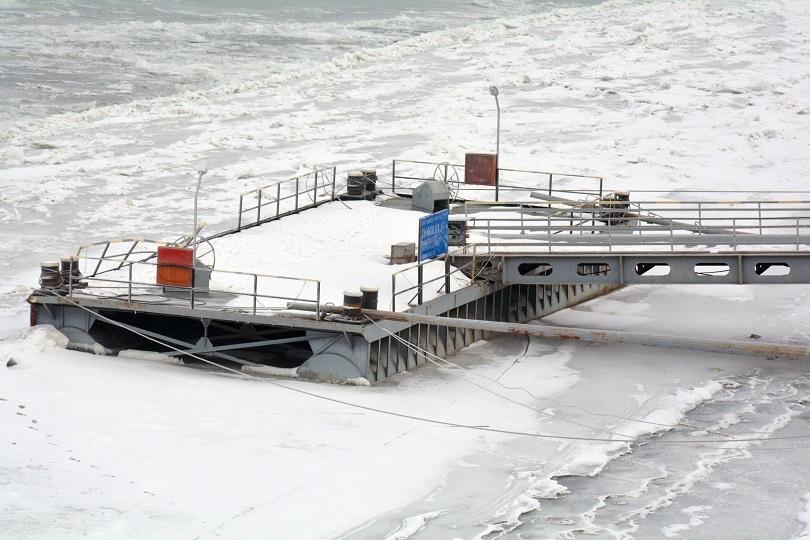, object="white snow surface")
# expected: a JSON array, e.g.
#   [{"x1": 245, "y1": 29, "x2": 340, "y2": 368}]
[
  {"x1": 208, "y1": 199, "x2": 462, "y2": 311},
  {"x1": 797, "y1": 493, "x2": 810, "y2": 539},
  {"x1": 1, "y1": 0, "x2": 810, "y2": 537}
]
